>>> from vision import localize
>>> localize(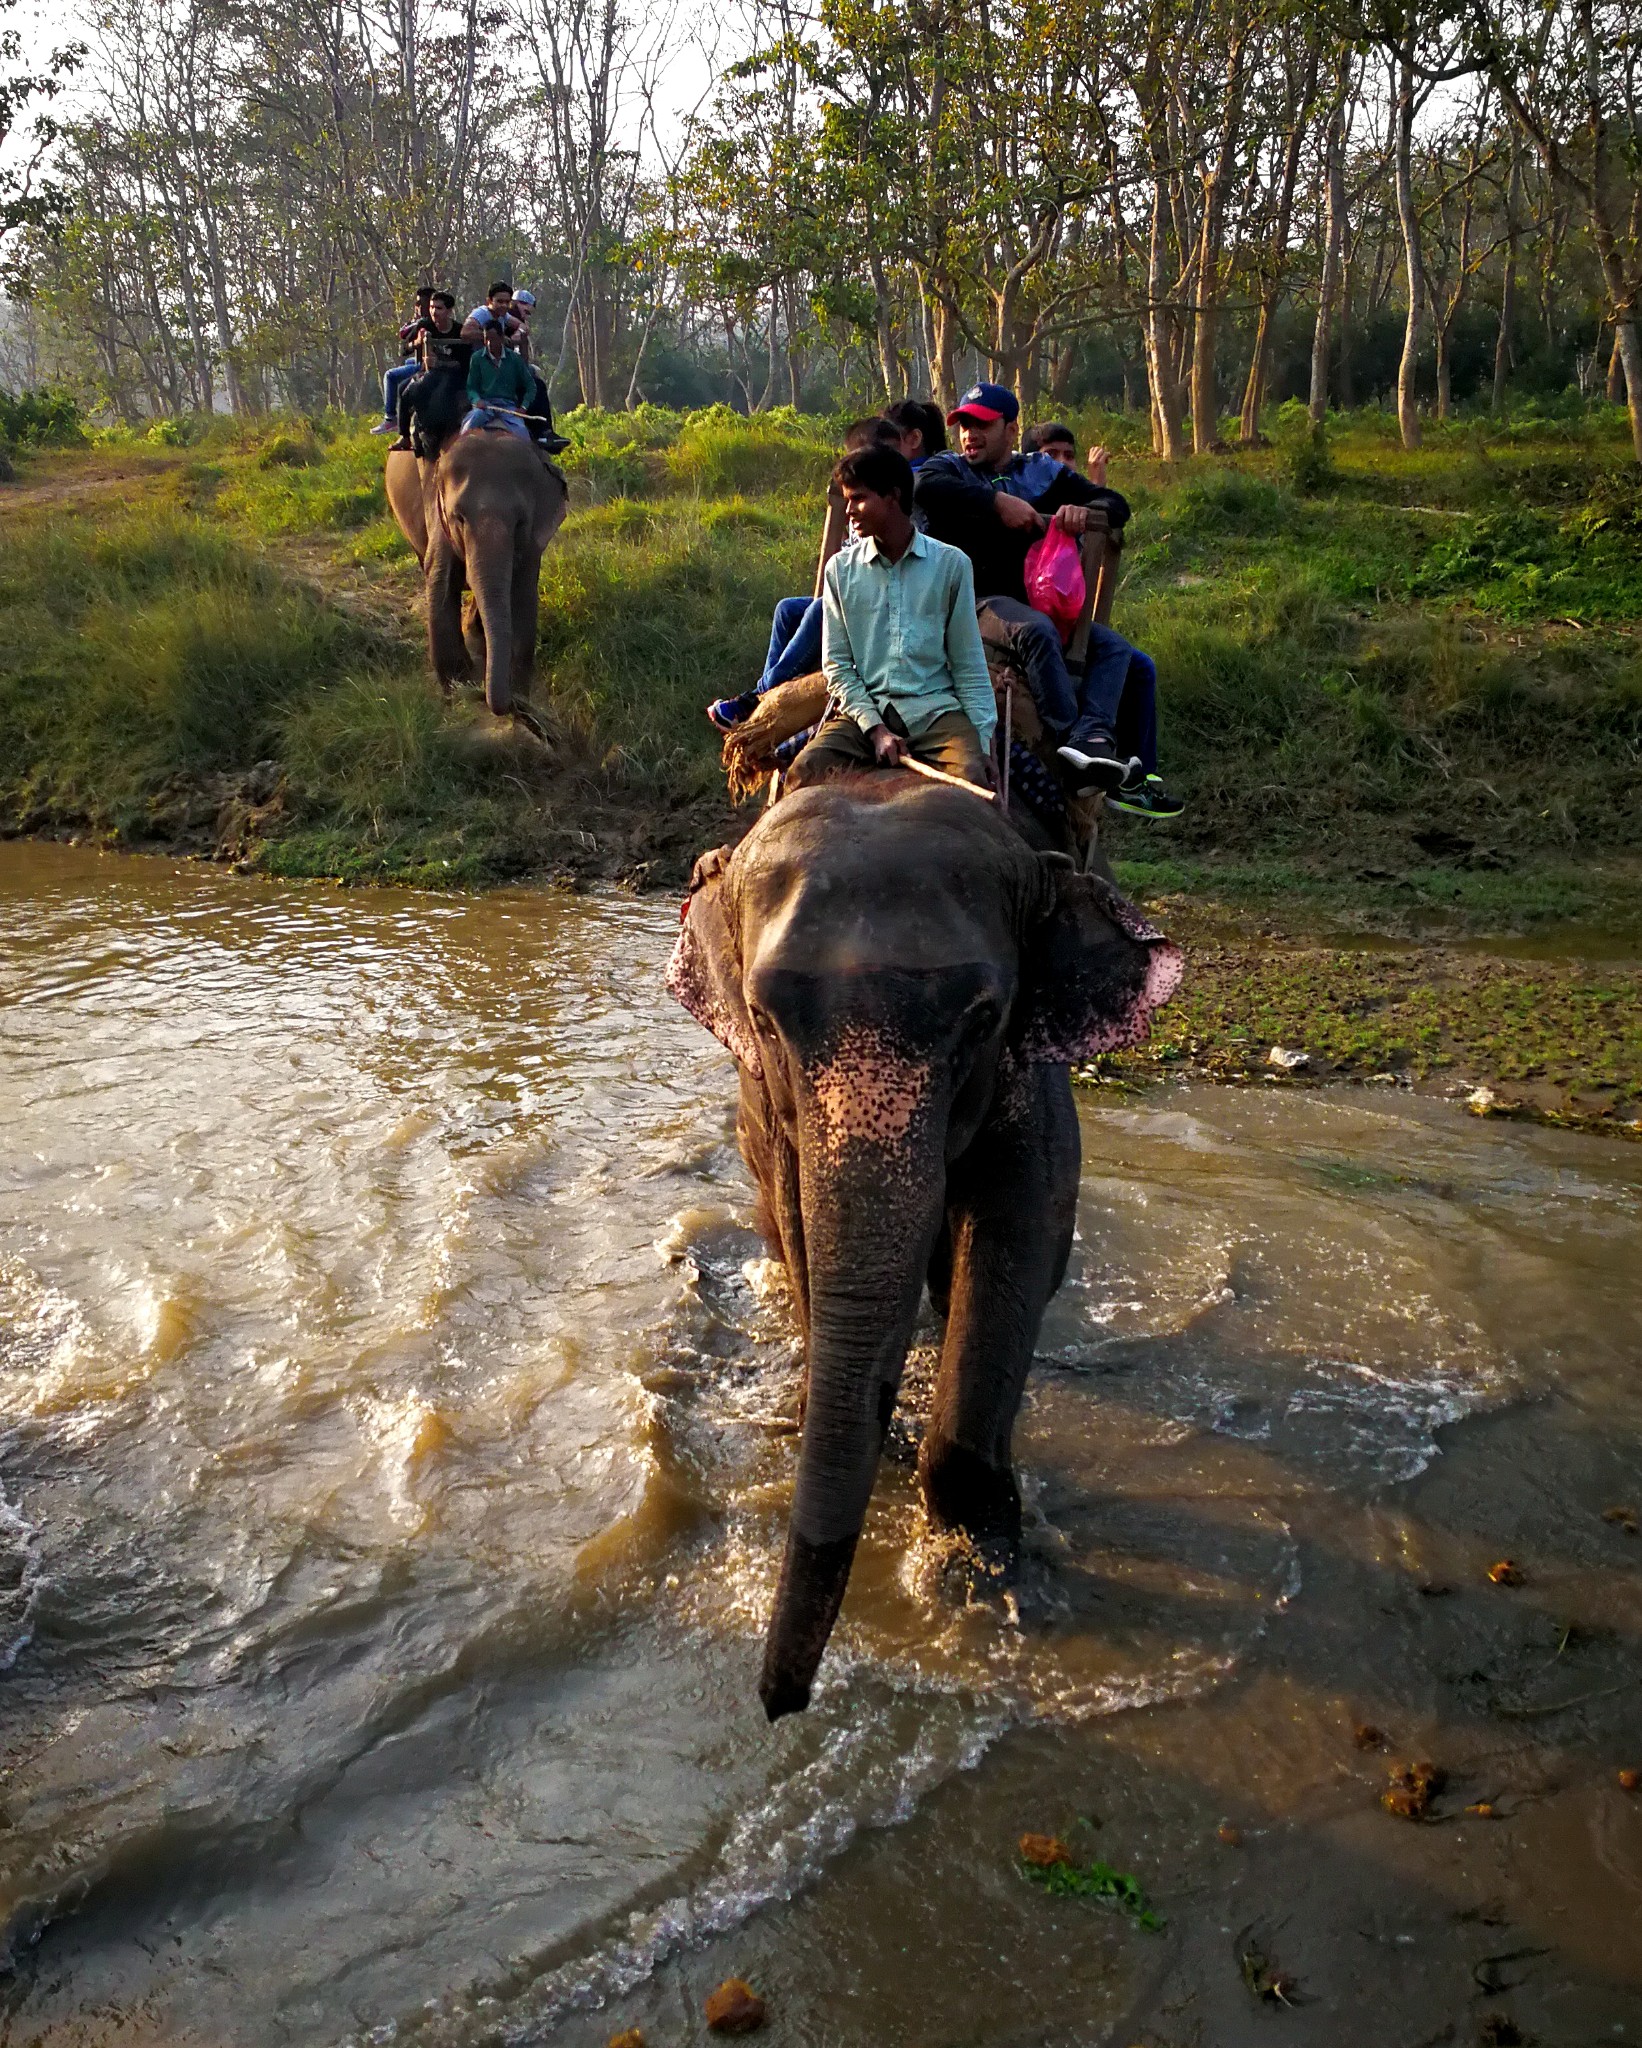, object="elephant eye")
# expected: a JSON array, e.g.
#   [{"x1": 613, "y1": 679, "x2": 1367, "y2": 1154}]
[{"x1": 954, "y1": 1001, "x2": 999, "y2": 1060}]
